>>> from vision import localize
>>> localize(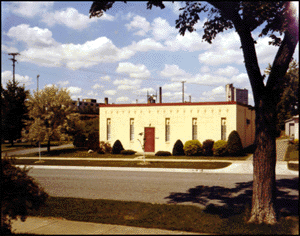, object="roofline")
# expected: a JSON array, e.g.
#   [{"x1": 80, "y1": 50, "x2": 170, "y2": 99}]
[{"x1": 99, "y1": 101, "x2": 253, "y2": 108}]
